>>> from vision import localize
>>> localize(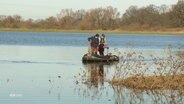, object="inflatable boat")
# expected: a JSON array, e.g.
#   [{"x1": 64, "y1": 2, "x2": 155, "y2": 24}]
[{"x1": 82, "y1": 54, "x2": 119, "y2": 63}]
